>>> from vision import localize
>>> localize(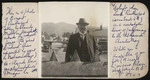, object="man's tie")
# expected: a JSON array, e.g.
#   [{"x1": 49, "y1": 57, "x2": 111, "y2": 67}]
[{"x1": 80, "y1": 34, "x2": 85, "y2": 40}]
